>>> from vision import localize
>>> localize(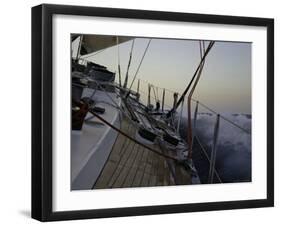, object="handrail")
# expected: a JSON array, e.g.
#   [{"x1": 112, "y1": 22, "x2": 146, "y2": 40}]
[{"x1": 191, "y1": 99, "x2": 251, "y2": 134}]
